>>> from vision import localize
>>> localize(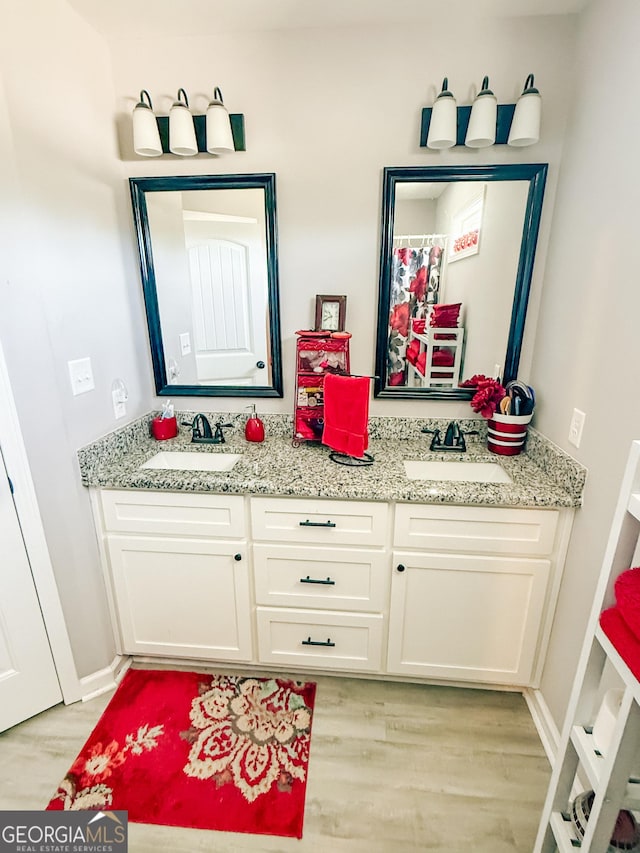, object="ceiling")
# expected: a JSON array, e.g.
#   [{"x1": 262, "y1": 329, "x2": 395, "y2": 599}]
[{"x1": 69, "y1": 0, "x2": 590, "y2": 39}]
